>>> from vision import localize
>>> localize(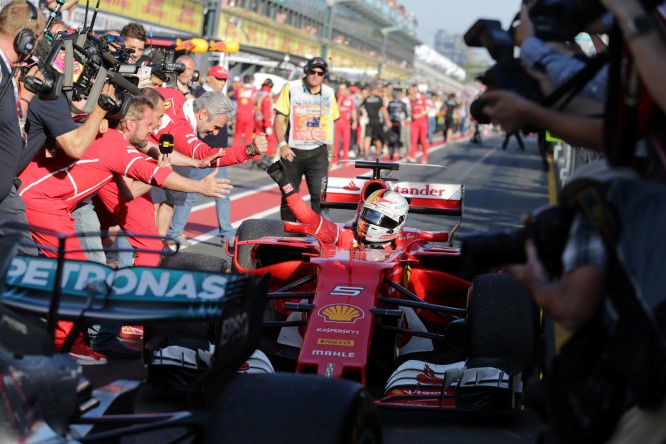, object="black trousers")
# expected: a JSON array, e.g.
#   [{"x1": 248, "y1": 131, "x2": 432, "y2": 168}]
[{"x1": 280, "y1": 144, "x2": 328, "y2": 222}]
